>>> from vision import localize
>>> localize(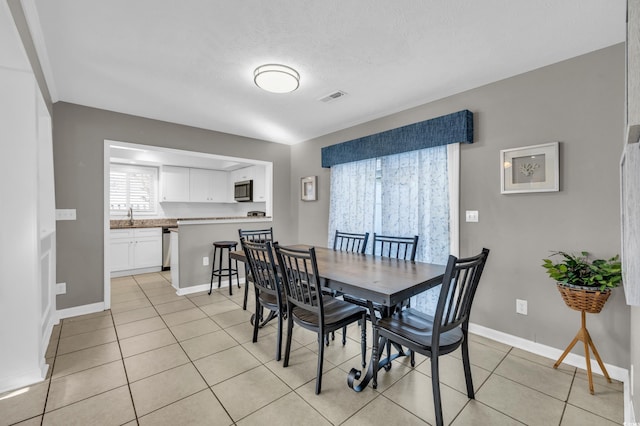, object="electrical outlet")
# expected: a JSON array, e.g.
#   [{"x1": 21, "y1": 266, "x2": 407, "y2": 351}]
[
  {"x1": 56, "y1": 282, "x2": 67, "y2": 295},
  {"x1": 465, "y1": 210, "x2": 478, "y2": 222},
  {"x1": 516, "y1": 299, "x2": 527, "y2": 315},
  {"x1": 203, "y1": 256, "x2": 209, "y2": 266}
]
